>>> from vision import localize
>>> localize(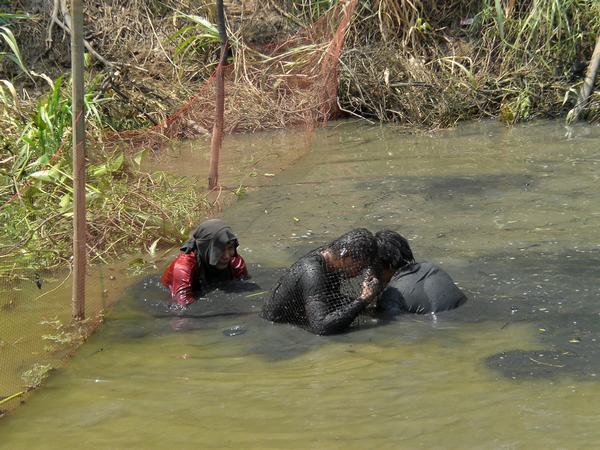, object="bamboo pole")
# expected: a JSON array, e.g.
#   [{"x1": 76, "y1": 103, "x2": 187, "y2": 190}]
[
  {"x1": 208, "y1": 0, "x2": 228, "y2": 190},
  {"x1": 71, "y1": 0, "x2": 86, "y2": 320},
  {"x1": 568, "y1": 34, "x2": 600, "y2": 124}
]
